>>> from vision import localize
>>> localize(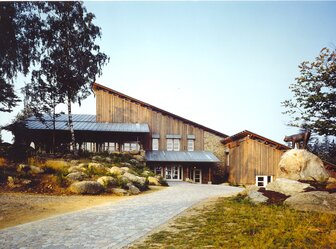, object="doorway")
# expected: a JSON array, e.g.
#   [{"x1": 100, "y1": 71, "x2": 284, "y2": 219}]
[{"x1": 193, "y1": 169, "x2": 202, "y2": 184}]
